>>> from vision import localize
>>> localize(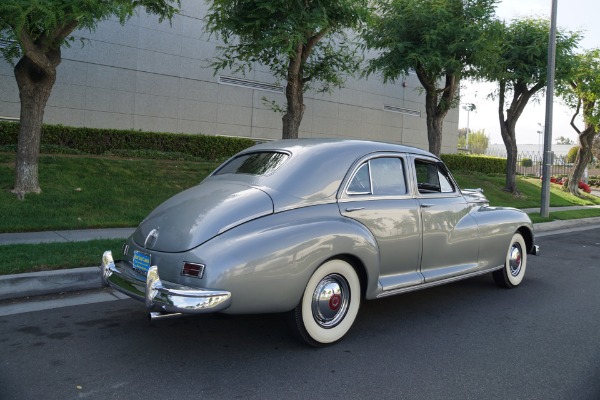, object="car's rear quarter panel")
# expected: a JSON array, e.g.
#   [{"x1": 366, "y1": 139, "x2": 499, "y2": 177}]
[{"x1": 189, "y1": 204, "x2": 380, "y2": 314}]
